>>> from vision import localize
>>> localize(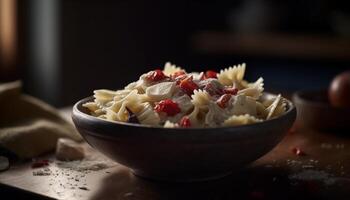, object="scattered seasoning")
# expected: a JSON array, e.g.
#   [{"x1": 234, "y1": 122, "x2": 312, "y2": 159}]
[
  {"x1": 33, "y1": 168, "x2": 52, "y2": 176},
  {"x1": 292, "y1": 147, "x2": 305, "y2": 156},
  {"x1": 31, "y1": 159, "x2": 50, "y2": 168},
  {"x1": 79, "y1": 187, "x2": 89, "y2": 191},
  {"x1": 289, "y1": 170, "x2": 337, "y2": 186}
]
